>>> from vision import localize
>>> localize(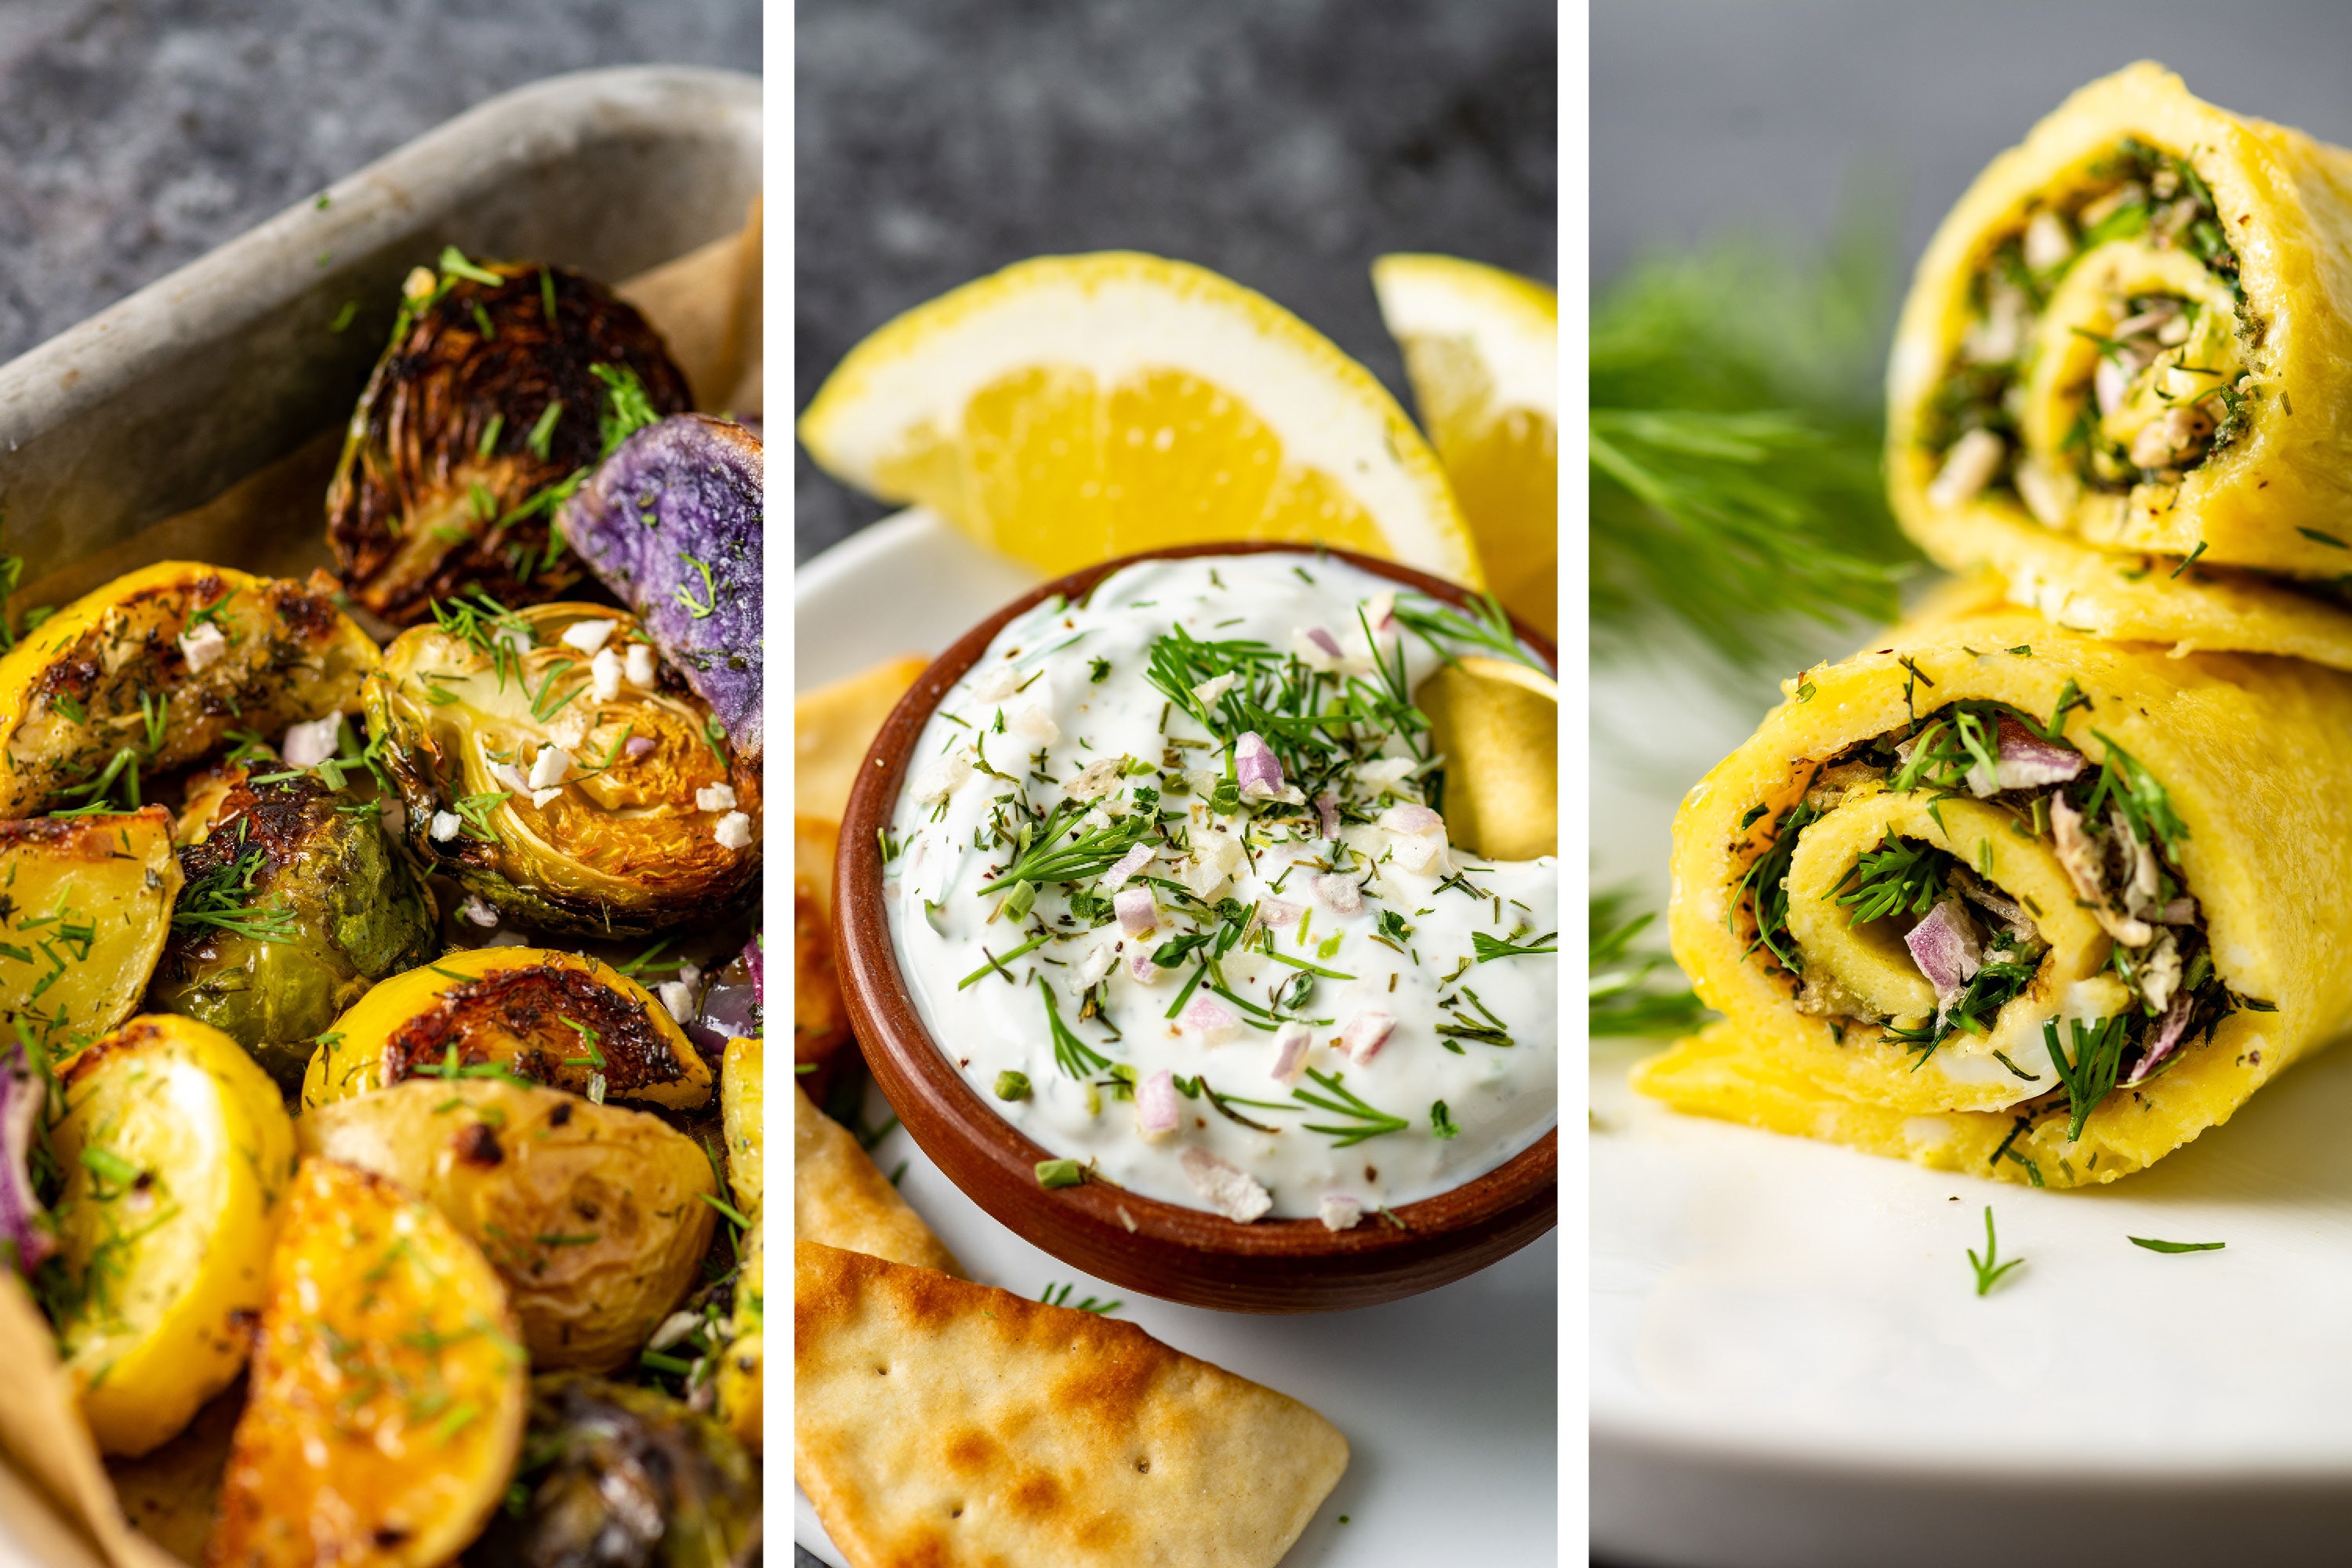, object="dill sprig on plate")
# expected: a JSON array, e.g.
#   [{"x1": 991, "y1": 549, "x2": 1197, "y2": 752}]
[
  {"x1": 1591, "y1": 889, "x2": 1706, "y2": 1039},
  {"x1": 1592, "y1": 212, "x2": 1918, "y2": 671}
]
